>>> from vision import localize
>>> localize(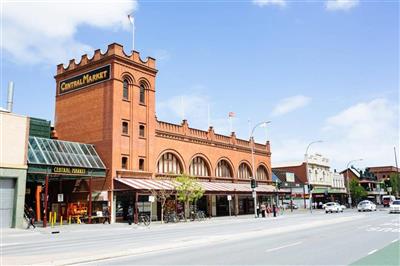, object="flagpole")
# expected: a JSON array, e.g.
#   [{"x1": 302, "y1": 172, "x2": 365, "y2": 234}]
[
  {"x1": 208, "y1": 104, "x2": 211, "y2": 128},
  {"x1": 128, "y1": 14, "x2": 135, "y2": 52},
  {"x1": 181, "y1": 96, "x2": 185, "y2": 120}
]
